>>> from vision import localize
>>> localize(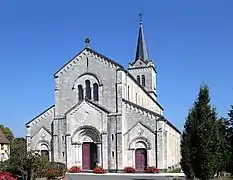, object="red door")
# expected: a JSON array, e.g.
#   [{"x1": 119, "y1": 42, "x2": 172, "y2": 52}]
[
  {"x1": 82, "y1": 143, "x2": 90, "y2": 170},
  {"x1": 135, "y1": 149, "x2": 147, "y2": 170}
]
